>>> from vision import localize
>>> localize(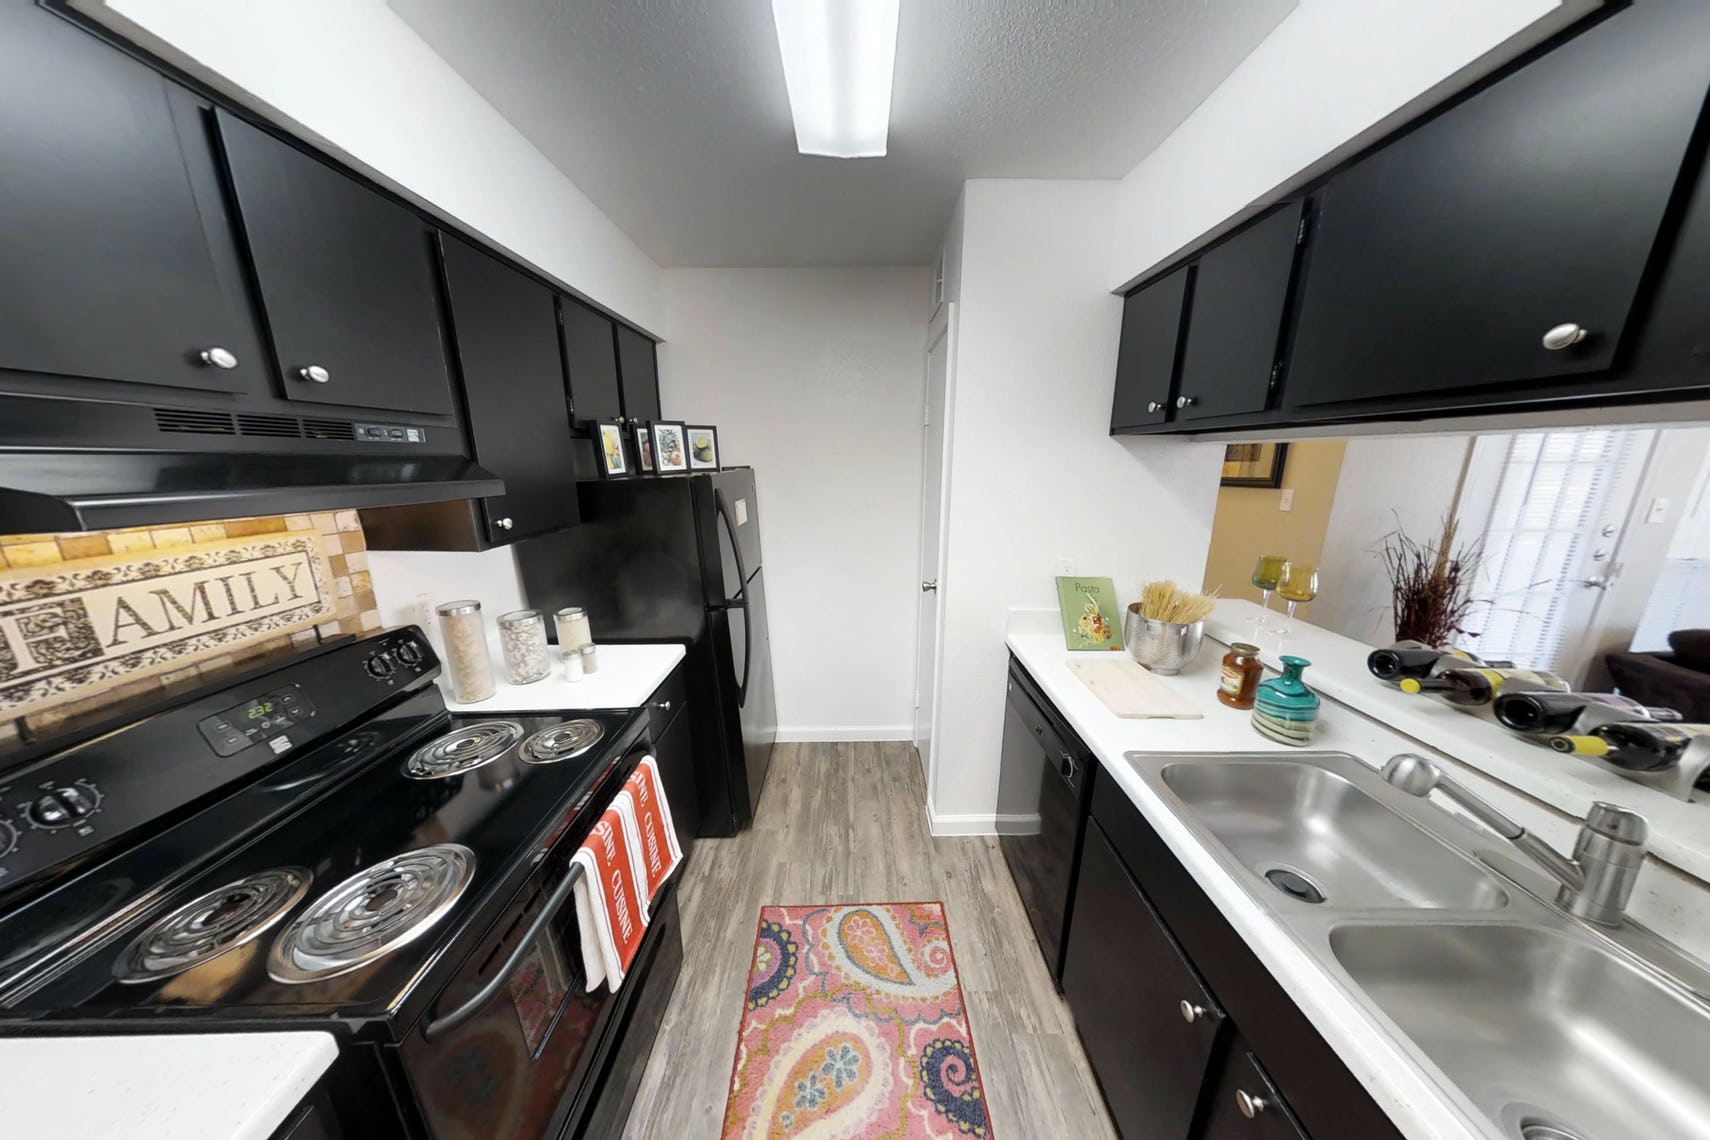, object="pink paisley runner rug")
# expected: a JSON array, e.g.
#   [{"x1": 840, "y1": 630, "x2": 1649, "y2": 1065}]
[{"x1": 721, "y1": 902, "x2": 994, "y2": 1139}]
